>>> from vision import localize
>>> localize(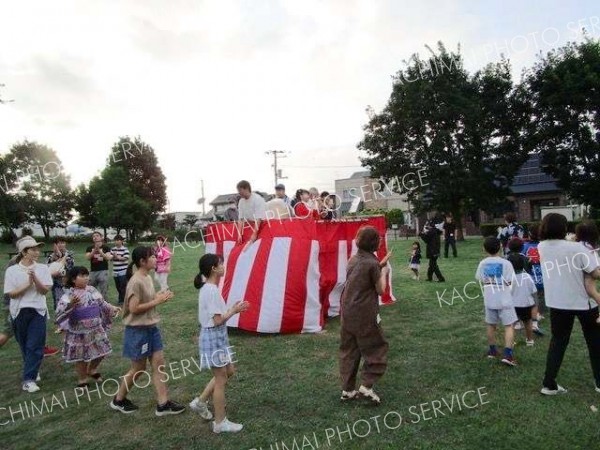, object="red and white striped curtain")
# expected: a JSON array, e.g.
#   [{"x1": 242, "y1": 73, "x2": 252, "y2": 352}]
[{"x1": 204, "y1": 216, "x2": 395, "y2": 334}]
